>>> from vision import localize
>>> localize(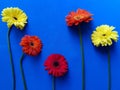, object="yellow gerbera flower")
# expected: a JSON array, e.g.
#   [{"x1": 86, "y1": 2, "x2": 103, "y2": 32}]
[
  {"x1": 91, "y1": 25, "x2": 119, "y2": 47},
  {"x1": 1, "y1": 7, "x2": 28, "y2": 30}
]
